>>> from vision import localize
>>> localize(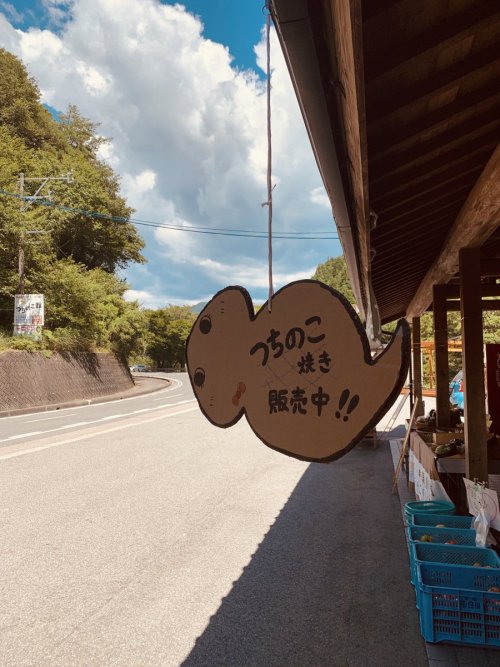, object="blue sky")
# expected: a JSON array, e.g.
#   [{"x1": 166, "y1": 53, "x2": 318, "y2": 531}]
[{"x1": 0, "y1": 1, "x2": 341, "y2": 308}]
